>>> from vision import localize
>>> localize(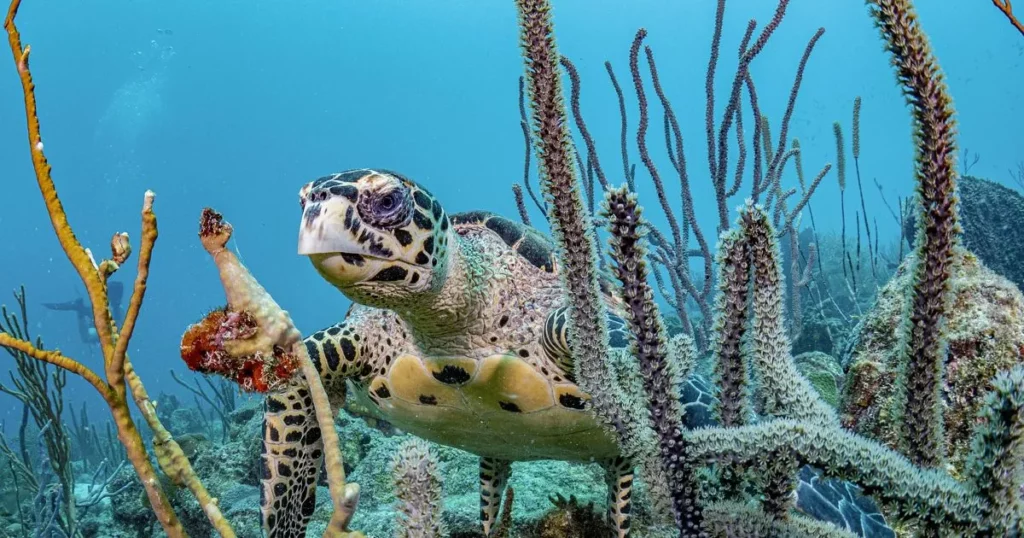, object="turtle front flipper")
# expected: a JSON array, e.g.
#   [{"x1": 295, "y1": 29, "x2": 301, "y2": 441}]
[
  {"x1": 604, "y1": 456, "x2": 635, "y2": 538},
  {"x1": 262, "y1": 382, "x2": 322, "y2": 538},
  {"x1": 480, "y1": 457, "x2": 512, "y2": 536},
  {"x1": 262, "y1": 321, "x2": 367, "y2": 537}
]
